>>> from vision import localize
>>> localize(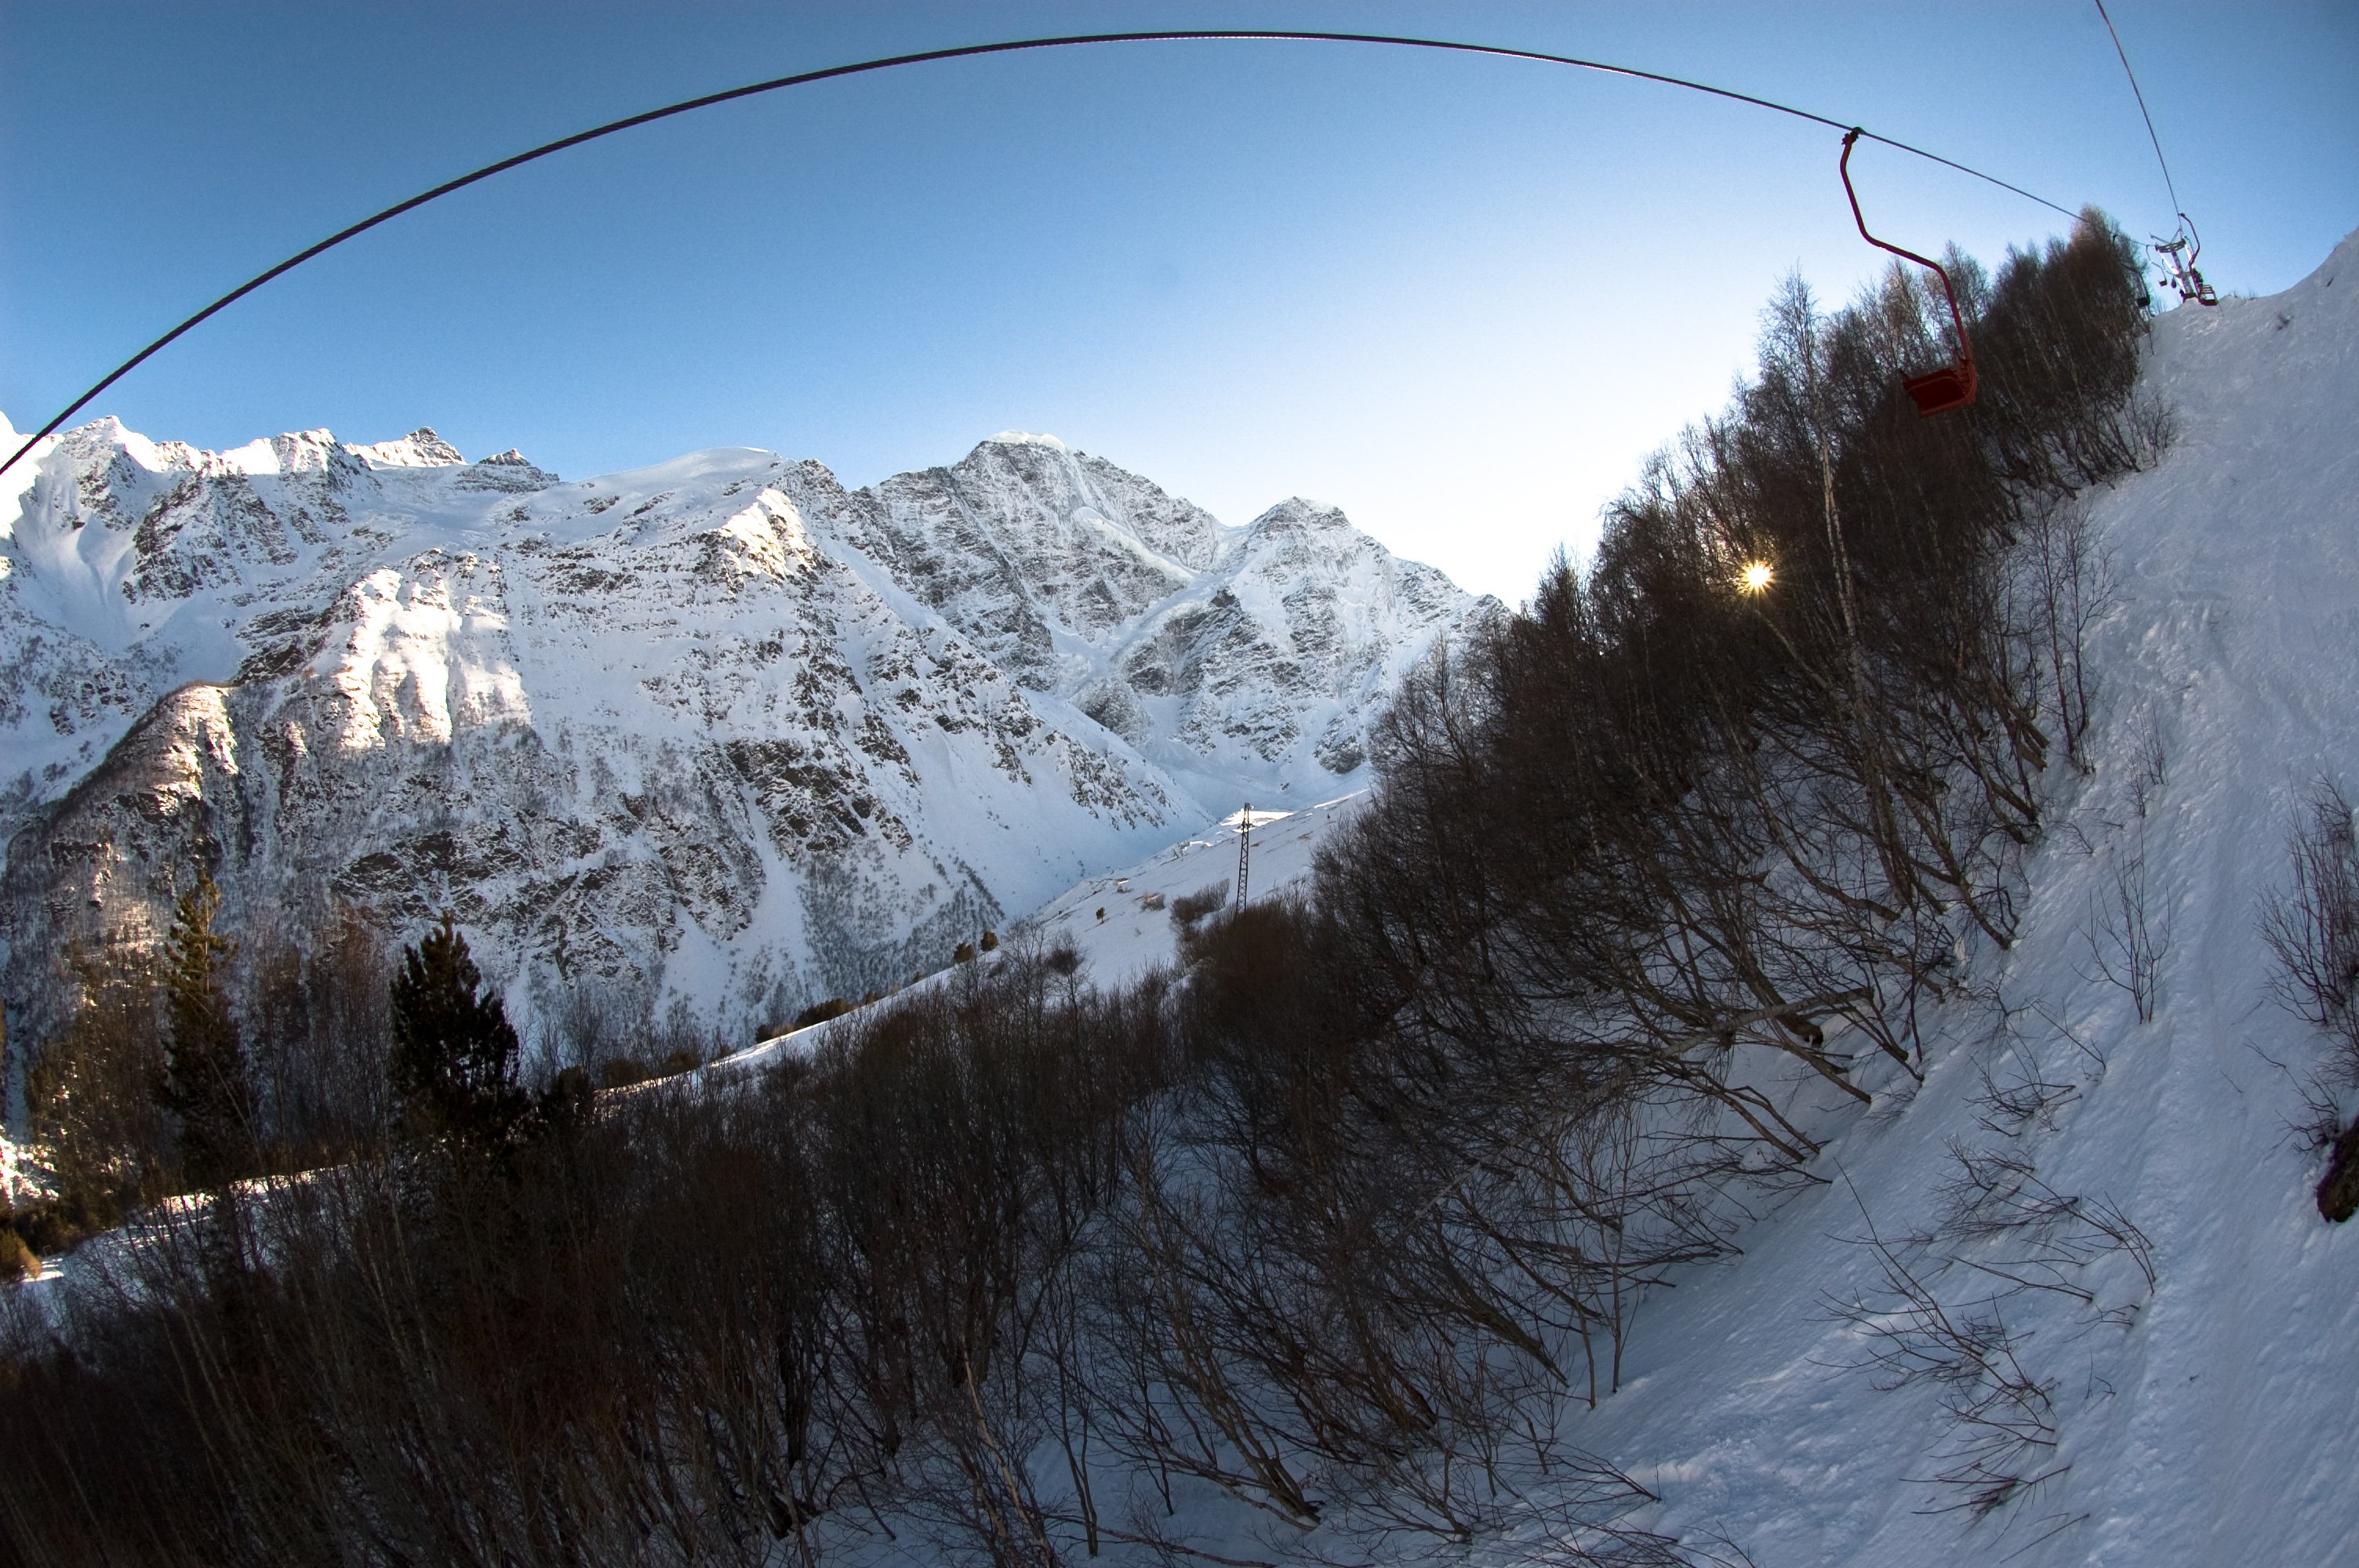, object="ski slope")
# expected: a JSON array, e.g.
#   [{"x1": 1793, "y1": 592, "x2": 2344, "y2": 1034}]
[
  {"x1": 703, "y1": 793, "x2": 1366, "y2": 1076},
  {"x1": 1012, "y1": 795, "x2": 1365, "y2": 987}
]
